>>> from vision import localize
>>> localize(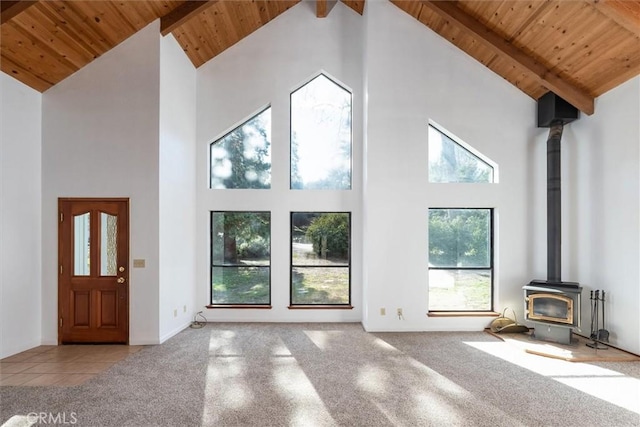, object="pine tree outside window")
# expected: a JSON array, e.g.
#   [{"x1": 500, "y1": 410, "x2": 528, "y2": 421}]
[
  {"x1": 210, "y1": 107, "x2": 271, "y2": 189},
  {"x1": 428, "y1": 124, "x2": 495, "y2": 183}
]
